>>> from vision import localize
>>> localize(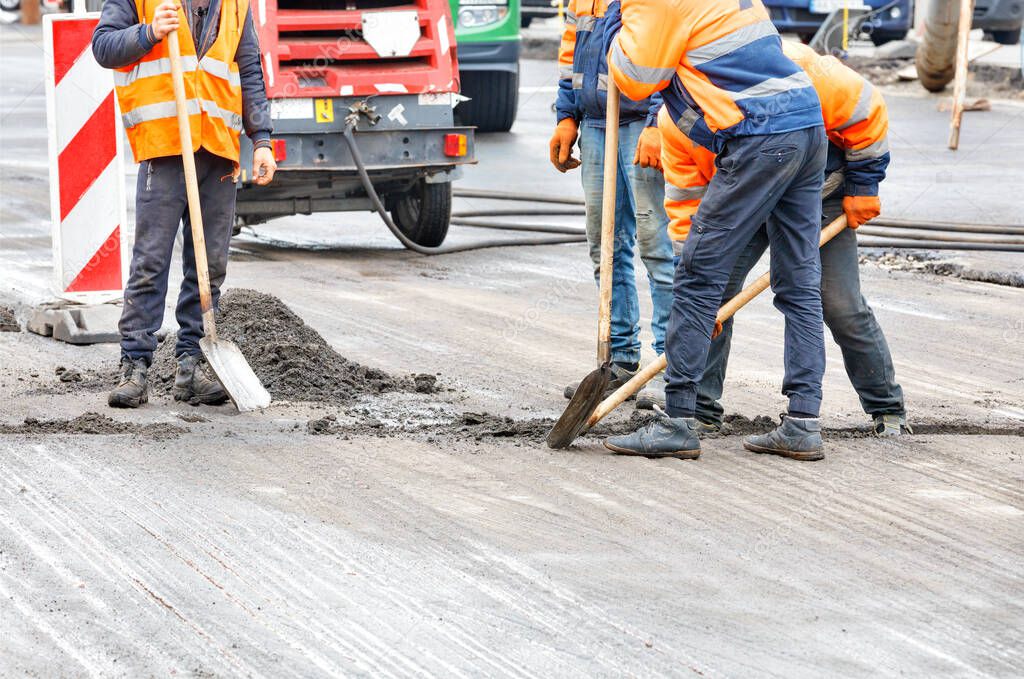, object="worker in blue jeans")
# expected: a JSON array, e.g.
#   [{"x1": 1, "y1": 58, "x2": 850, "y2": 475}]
[
  {"x1": 697, "y1": 196, "x2": 909, "y2": 436},
  {"x1": 551, "y1": 0, "x2": 675, "y2": 409}
]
